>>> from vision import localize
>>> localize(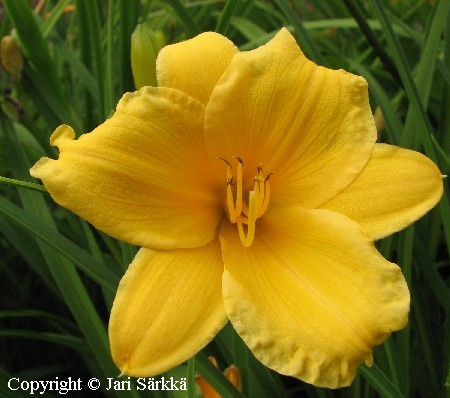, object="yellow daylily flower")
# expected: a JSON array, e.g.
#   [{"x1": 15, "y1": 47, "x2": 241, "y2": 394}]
[{"x1": 30, "y1": 28, "x2": 444, "y2": 388}]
